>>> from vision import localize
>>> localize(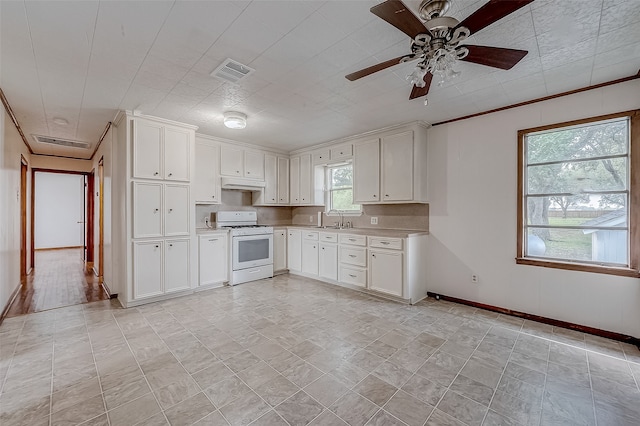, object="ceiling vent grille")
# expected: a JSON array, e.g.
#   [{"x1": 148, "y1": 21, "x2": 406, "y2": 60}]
[
  {"x1": 33, "y1": 134, "x2": 91, "y2": 149},
  {"x1": 210, "y1": 58, "x2": 255, "y2": 84}
]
